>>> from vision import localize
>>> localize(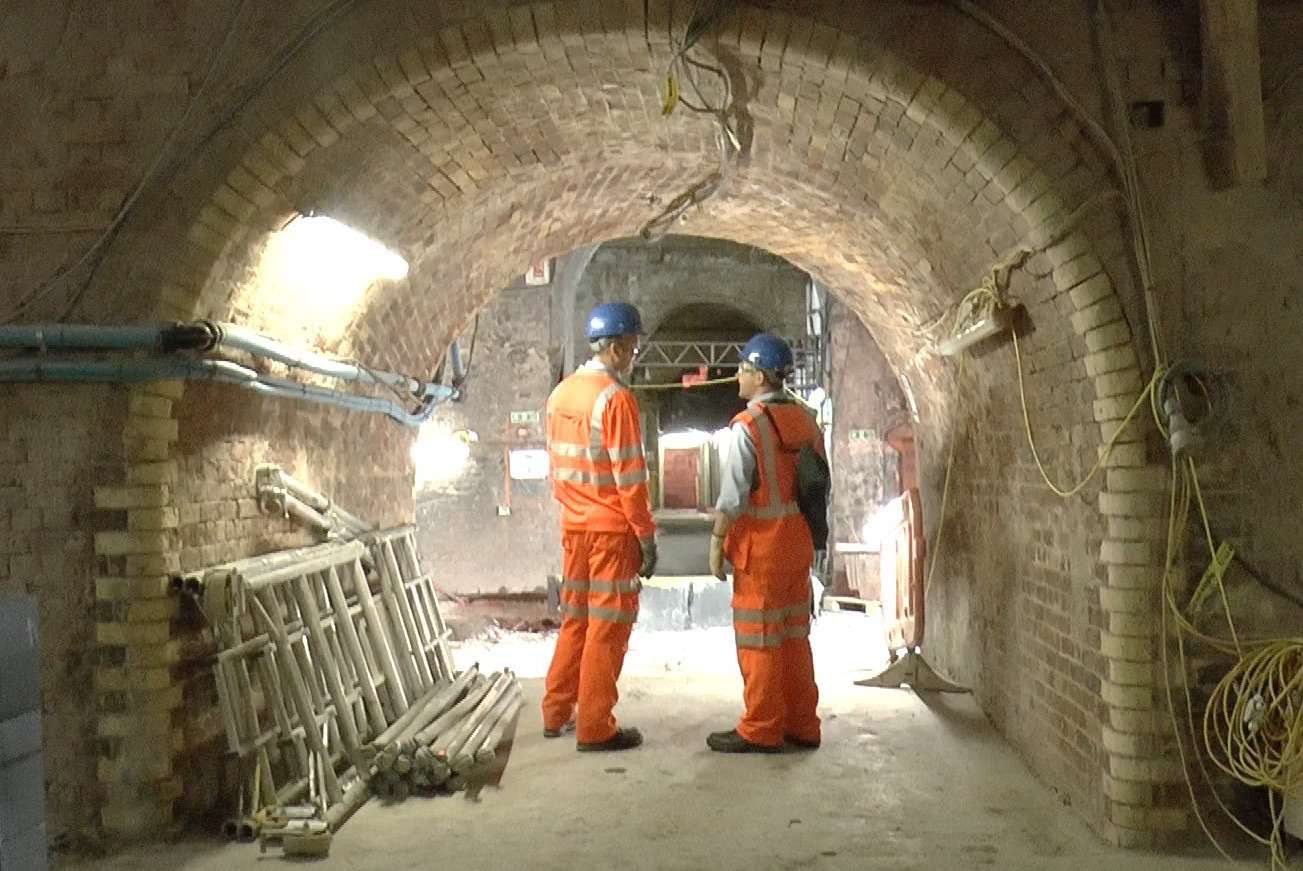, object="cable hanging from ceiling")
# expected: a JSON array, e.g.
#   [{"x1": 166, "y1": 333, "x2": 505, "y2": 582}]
[{"x1": 640, "y1": 0, "x2": 741, "y2": 243}]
